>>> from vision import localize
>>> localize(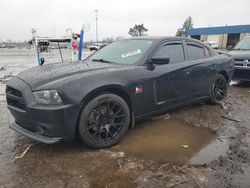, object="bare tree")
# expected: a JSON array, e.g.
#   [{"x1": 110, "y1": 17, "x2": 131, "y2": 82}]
[
  {"x1": 101, "y1": 37, "x2": 114, "y2": 43},
  {"x1": 115, "y1": 36, "x2": 125, "y2": 41},
  {"x1": 176, "y1": 17, "x2": 193, "y2": 37},
  {"x1": 128, "y1": 24, "x2": 148, "y2": 37}
]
